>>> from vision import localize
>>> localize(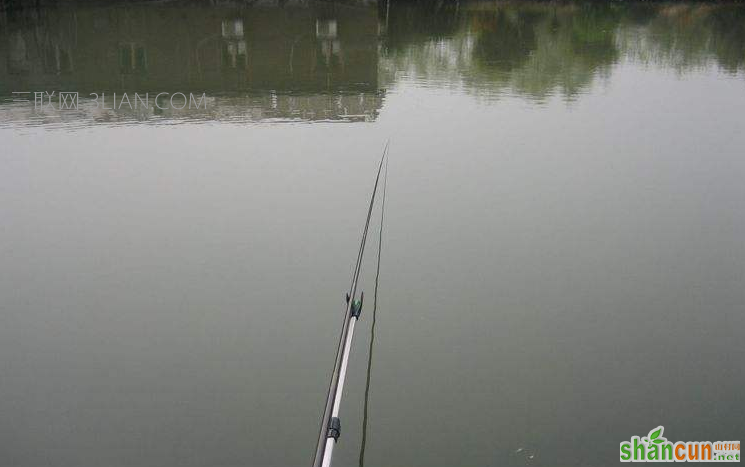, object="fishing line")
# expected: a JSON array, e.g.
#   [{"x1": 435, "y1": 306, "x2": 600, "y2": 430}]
[{"x1": 359, "y1": 155, "x2": 388, "y2": 467}]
